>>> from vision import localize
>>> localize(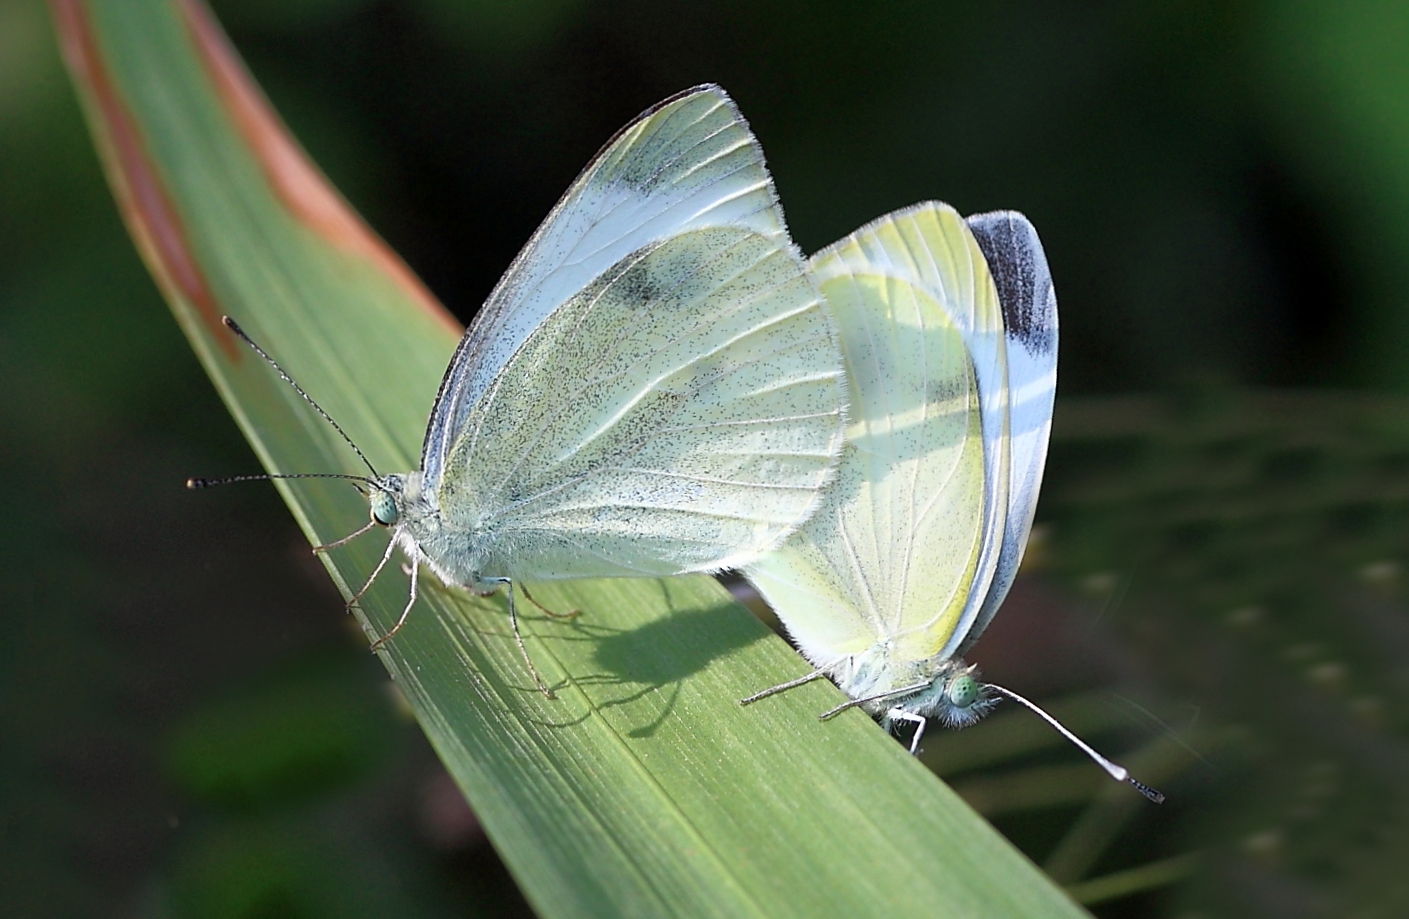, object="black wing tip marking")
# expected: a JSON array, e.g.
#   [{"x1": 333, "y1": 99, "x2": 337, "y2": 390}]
[{"x1": 965, "y1": 210, "x2": 1057, "y2": 357}]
